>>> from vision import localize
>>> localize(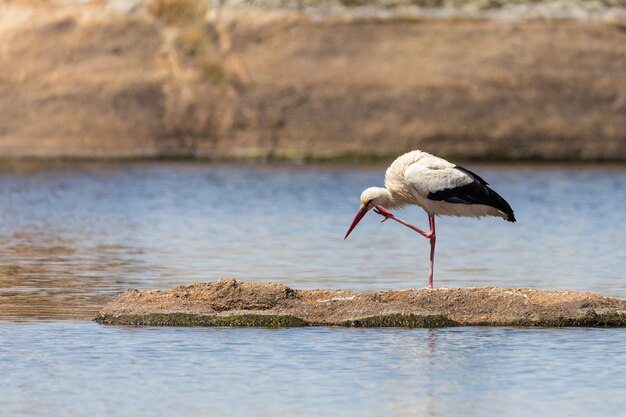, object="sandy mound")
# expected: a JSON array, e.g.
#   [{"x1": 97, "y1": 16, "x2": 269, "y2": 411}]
[{"x1": 96, "y1": 278, "x2": 626, "y2": 327}]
